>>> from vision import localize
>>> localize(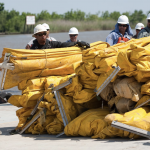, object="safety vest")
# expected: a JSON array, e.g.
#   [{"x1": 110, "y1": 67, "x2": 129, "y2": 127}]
[{"x1": 117, "y1": 37, "x2": 129, "y2": 43}]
